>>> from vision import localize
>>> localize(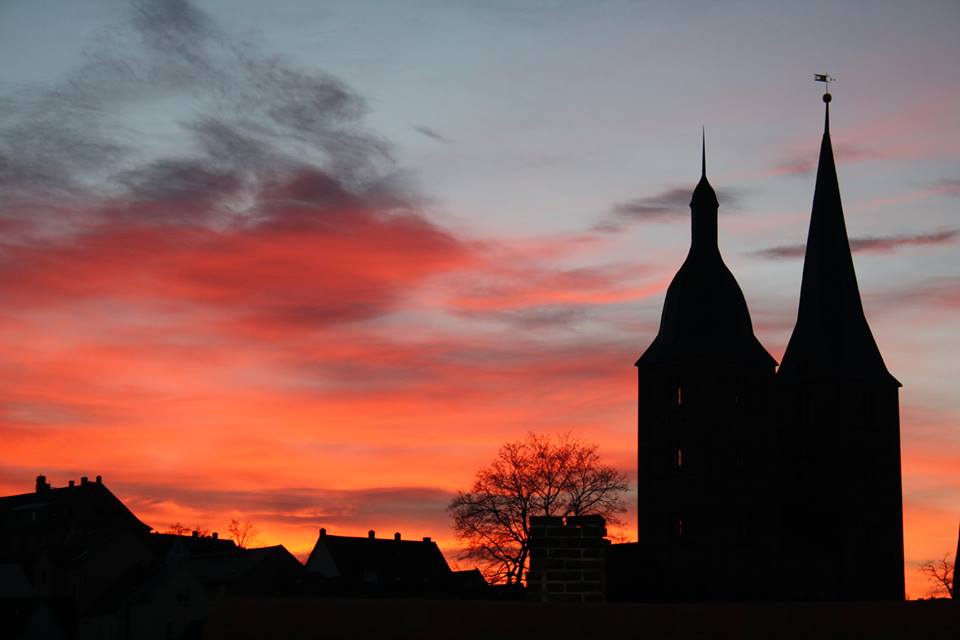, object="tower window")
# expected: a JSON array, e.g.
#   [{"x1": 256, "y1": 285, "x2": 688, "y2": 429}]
[
  {"x1": 677, "y1": 448, "x2": 683, "y2": 468},
  {"x1": 676, "y1": 385, "x2": 683, "y2": 406}
]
